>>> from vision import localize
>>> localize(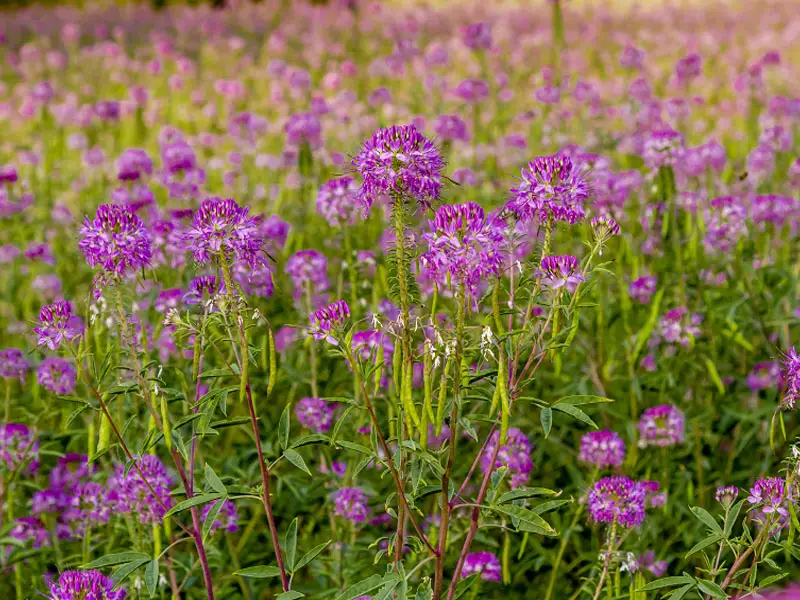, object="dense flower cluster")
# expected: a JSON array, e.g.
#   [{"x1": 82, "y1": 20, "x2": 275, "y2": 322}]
[
  {"x1": 507, "y1": 156, "x2": 588, "y2": 225},
  {"x1": 579, "y1": 430, "x2": 626, "y2": 468},
  {"x1": 0, "y1": 423, "x2": 39, "y2": 473},
  {"x1": 462, "y1": 551, "x2": 502, "y2": 582},
  {"x1": 183, "y1": 198, "x2": 264, "y2": 268},
  {"x1": 332, "y1": 487, "x2": 369, "y2": 523},
  {"x1": 35, "y1": 301, "x2": 84, "y2": 350},
  {"x1": 108, "y1": 455, "x2": 173, "y2": 524},
  {"x1": 296, "y1": 397, "x2": 336, "y2": 433},
  {"x1": 36, "y1": 357, "x2": 77, "y2": 395},
  {"x1": 480, "y1": 428, "x2": 533, "y2": 489},
  {"x1": 0, "y1": 348, "x2": 29, "y2": 380},
  {"x1": 538, "y1": 255, "x2": 585, "y2": 293},
  {"x1": 781, "y1": 347, "x2": 800, "y2": 410},
  {"x1": 79, "y1": 204, "x2": 152, "y2": 276},
  {"x1": 309, "y1": 300, "x2": 350, "y2": 345},
  {"x1": 317, "y1": 177, "x2": 362, "y2": 226},
  {"x1": 638, "y1": 405, "x2": 685, "y2": 447},
  {"x1": 587, "y1": 476, "x2": 647, "y2": 528},
  {"x1": 46, "y1": 569, "x2": 126, "y2": 600}
]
